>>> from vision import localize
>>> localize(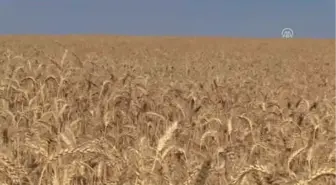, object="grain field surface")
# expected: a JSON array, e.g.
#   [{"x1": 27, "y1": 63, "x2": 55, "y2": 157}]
[{"x1": 0, "y1": 35, "x2": 334, "y2": 185}]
